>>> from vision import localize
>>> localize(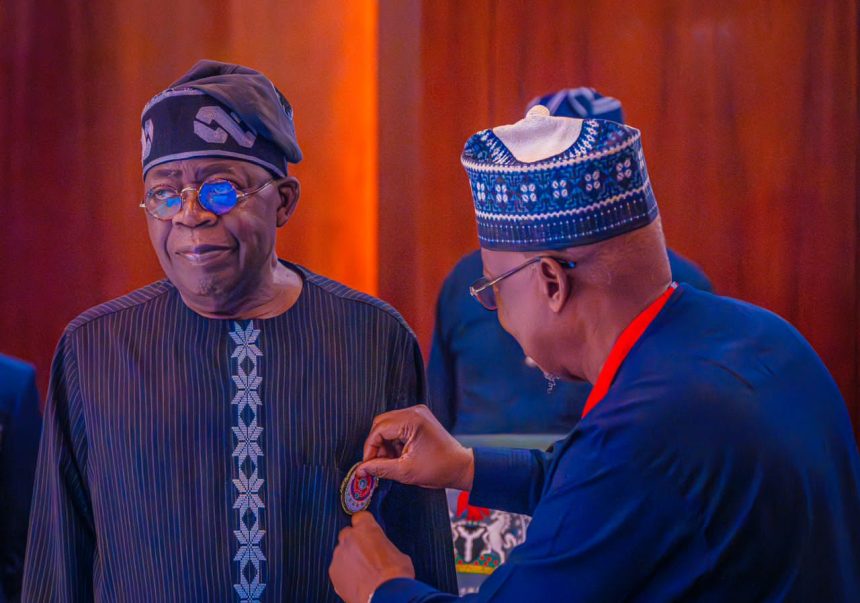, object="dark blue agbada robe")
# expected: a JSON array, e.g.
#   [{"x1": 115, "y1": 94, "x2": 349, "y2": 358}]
[
  {"x1": 23, "y1": 264, "x2": 455, "y2": 603},
  {"x1": 377, "y1": 284, "x2": 860, "y2": 602}
]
